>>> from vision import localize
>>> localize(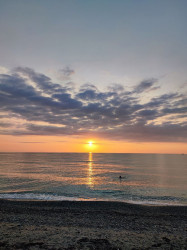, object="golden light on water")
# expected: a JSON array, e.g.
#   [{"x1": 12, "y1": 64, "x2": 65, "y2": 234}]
[
  {"x1": 88, "y1": 152, "x2": 93, "y2": 187},
  {"x1": 89, "y1": 151, "x2": 93, "y2": 161}
]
